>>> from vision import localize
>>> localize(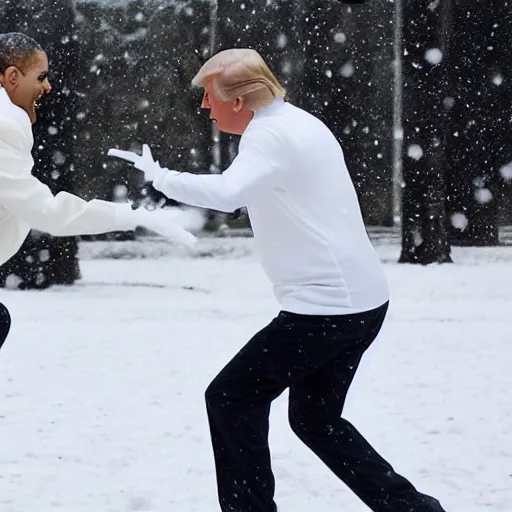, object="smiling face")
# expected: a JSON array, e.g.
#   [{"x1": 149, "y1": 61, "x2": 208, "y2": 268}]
[{"x1": 0, "y1": 50, "x2": 52, "y2": 124}]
